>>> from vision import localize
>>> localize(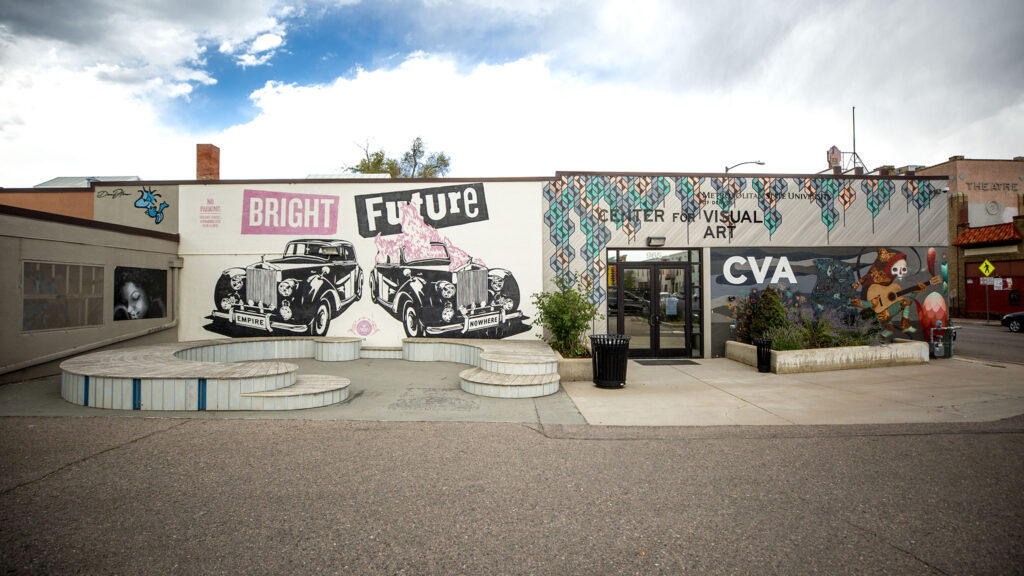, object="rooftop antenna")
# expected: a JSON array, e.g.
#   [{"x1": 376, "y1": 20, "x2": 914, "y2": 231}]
[
  {"x1": 820, "y1": 107, "x2": 866, "y2": 174},
  {"x1": 852, "y1": 106, "x2": 857, "y2": 164}
]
